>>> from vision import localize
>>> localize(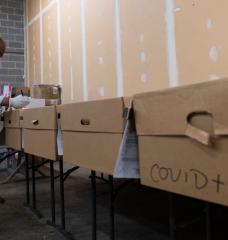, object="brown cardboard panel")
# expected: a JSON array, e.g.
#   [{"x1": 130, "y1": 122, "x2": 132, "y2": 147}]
[
  {"x1": 134, "y1": 79, "x2": 228, "y2": 206},
  {"x1": 175, "y1": 0, "x2": 228, "y2": 85},
  {"x1": 85, "y1": 0, "x2": 117, "y2": 100},
  {"x1": 63, "y1": 132, "x2": 122, "y2": 174},
  {"x1": 4, "y1": 110, "x2": 21, "y2": 128},
  {"x1": 24, "y1": 129, "x2": 57, "y2": 160},
  {"x1": 139, "y1": 136, "x2": 228, "y2": 206},
  {"x1": 13, "y1": 87, "x2": 30, "y2": 97},
  {"x1": 60, "y1": 0, "x2": 83, "y2": 103},
  {"x1": 134, "y1": 79, "x2": 228, "y2": 136},
  {"x1": 30, "y1": 84, "x2": 61, "y2": 99},
  {"x1": 5, "y1": 128, "x2": 21, "y2": 151},
  {"x1": 120, "y1": 0, "x2": 169, "y2": 95},
  {"x1": 28, "y1": 19, "x2": 41, "y2": 86},
  {"x1": 41, "y1": 0, "x2": 54, "y2": 9},
  {"x1": 22, "y1": 106, "x2": 57, "y2": 130},
  {"x1": 27, "y1": 0, "x2": 40, "y2": 22},
  {"x1": 60, "y1": 97, "x2": 124, "y2": 132},
  {"x1": 43, "y1": 4, "x2": 59, "y2": 85}
]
